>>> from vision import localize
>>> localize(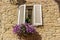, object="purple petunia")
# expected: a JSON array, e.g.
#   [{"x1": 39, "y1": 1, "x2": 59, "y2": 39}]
[
  {"x1": 13, "y1": 25, "x2": 20, "y2": 33},
  {"x1": 25, "y1": 23, "x2": 35, "y2": 33},
  {"x1": 13, "y1": 23, "x2": 35, "y2": 35}
]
